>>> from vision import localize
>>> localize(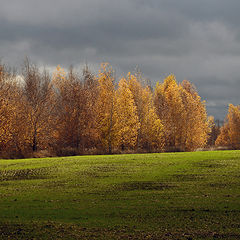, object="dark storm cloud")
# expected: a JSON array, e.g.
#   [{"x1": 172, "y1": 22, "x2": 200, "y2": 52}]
[{"x1": 0, "y1": 0, "x2": 240, "y2": 119}]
